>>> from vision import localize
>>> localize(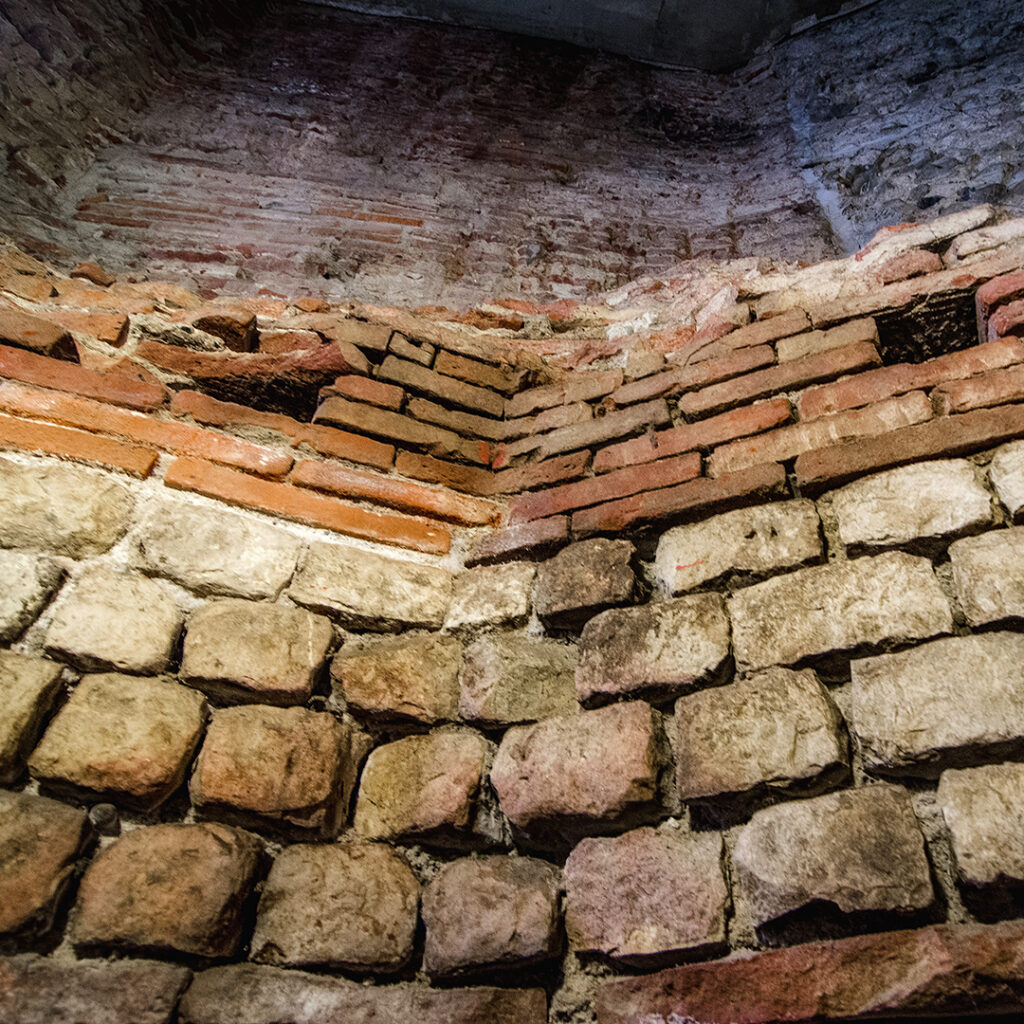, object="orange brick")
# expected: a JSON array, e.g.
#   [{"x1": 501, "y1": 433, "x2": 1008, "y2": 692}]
[
  {"x1": 164, "y1": 457, "x2": 450, "y2": 555},
  {"x1": 434, "y1": 350, "x2": 521, "y2": 394},
  {"x1": 0, "y1": 310, "x2": 76, "y2": 359},
  {"x1": 506, "y1": 369, "x2": 623, "y2": 418},
  {"x1": 932, "y1": 364, "x2": 1024, "y2": 415},
  {"x1": 393, "y1": 451, "x2": 495, "y2": 495},
  {"x1": 324, "y1": 374, "x2": 404, "y2": 410},
  {"x1": 493, "y1": 451, "x2": 591, "y2": 494},
  {"x1": 46, "y1": 310, "x2": 129, "y2": 348},
  {"x1": 71, "y1": 262, "x2": 116, "y2": 287},
  {"x1": 378, "y1": 355, "x2": 504, "y2": 417},
  {"x1": 467, "y1": 516, "x2": 570, "y2": 567}
]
